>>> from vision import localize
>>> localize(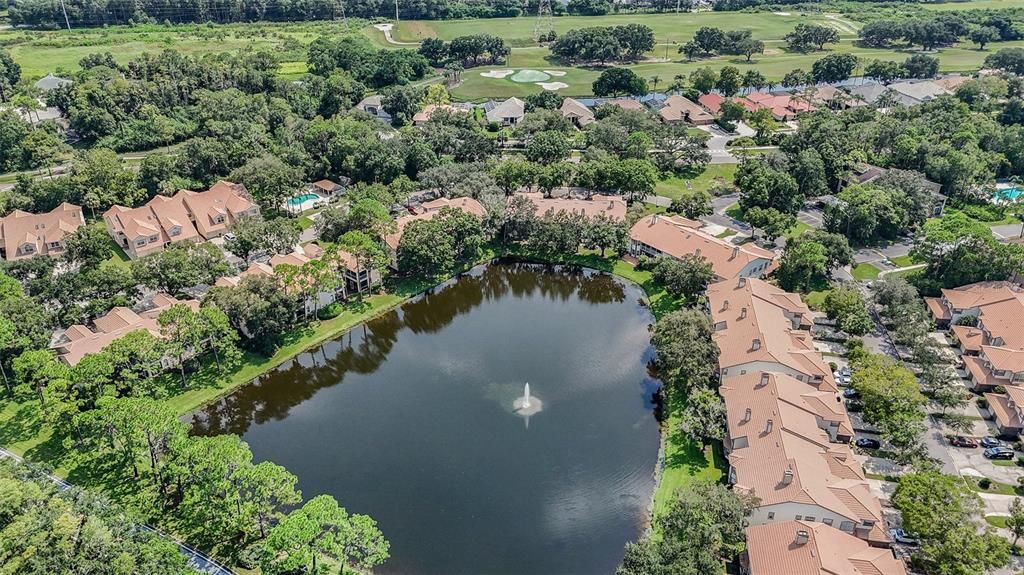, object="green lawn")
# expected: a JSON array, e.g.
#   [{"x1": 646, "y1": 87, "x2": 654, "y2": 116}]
[
  {"x1": 655, "y1": 165, "x2": 738, "y2": 201},
  {"x1": 804, "y1": 288, "x2": 833, "y2": 310},
  {"x1": 888, "y1": 254, "x2": 918, "y2": 268},
  {"x1": 852, "y1": 262, "x2": 882, "y2": 281},
  {"x1": 446, "y1": 36, "x2": 1024, "y2": 99},
  {"x1": 716, "y1": 229, "x2": 737, "y2": 239},
  {"x1": 986, "y1": 515, "x2": 1009, "y2": 528},
  {"x1": 386, "y1": 11, "x2": 857, "y2": 46}
]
